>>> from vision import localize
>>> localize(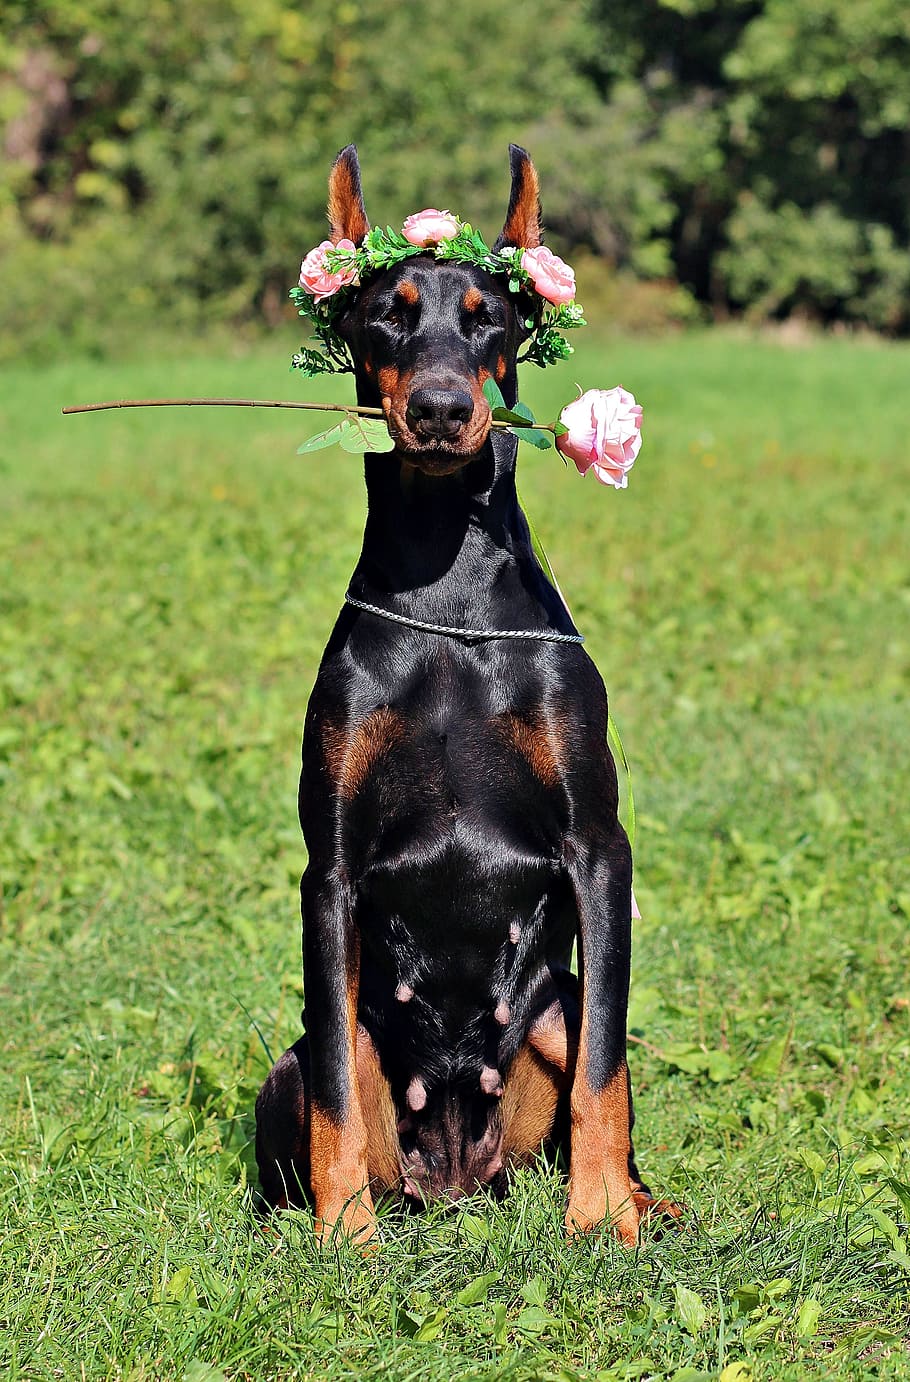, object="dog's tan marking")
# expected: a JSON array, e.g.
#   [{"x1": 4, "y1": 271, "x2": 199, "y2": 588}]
[
  {"x1": 310, "y1": 940, "x2": 376, "y2": 1247},
  {"x1": 498, "y1": 713, "x2": 561, "y2": 786},
  {"x1": 378, "y1": 365, "x2": 400, "y2": 399},
  {"x1": 379, "y1": 366, "x2": 415, "y2": 432},
  {"x1": 566, "y1": 1048, "x2": 638, "y2": 1246},
  {"x1": 398, "y1": 280, "x2": 420, "y2": 306},
  {"x1": 355, "y1": 1025, "x2": 400, "y2": 1189},
  {"x1": 501, "y1": 1043, "x2": 565, "y2": 1163},
  {"x1": 495, "y1": 354, "x2": 507, "y2": 382},
  {"x1": 528, "y1": 1002, "x2": 577, "y2": 1071},
  {"x1": 463, "y1": 286, "x2": 484, "y2": 312},
  {"x1": 324, "y1": 708, "x2": 405, "y2": 800}
]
